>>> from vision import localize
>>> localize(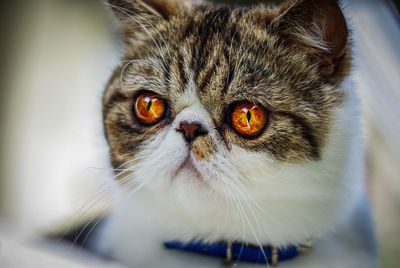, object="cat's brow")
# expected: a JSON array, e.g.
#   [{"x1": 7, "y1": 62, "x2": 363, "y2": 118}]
[
  {"x1": 121, "y1": 81, "x2": 169, "y2": 96},
  {"x1": 120, "y1": 69, "x2": 169, "y2": 96}
]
